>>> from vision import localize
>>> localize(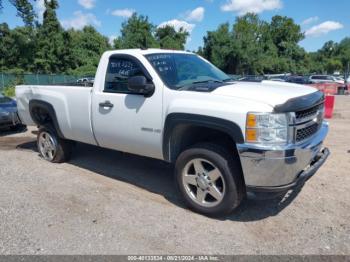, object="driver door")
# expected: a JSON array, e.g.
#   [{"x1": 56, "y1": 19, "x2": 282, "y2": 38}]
[{"x1": 91, "y1": 54, "x2": 164, "y2": 160}]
